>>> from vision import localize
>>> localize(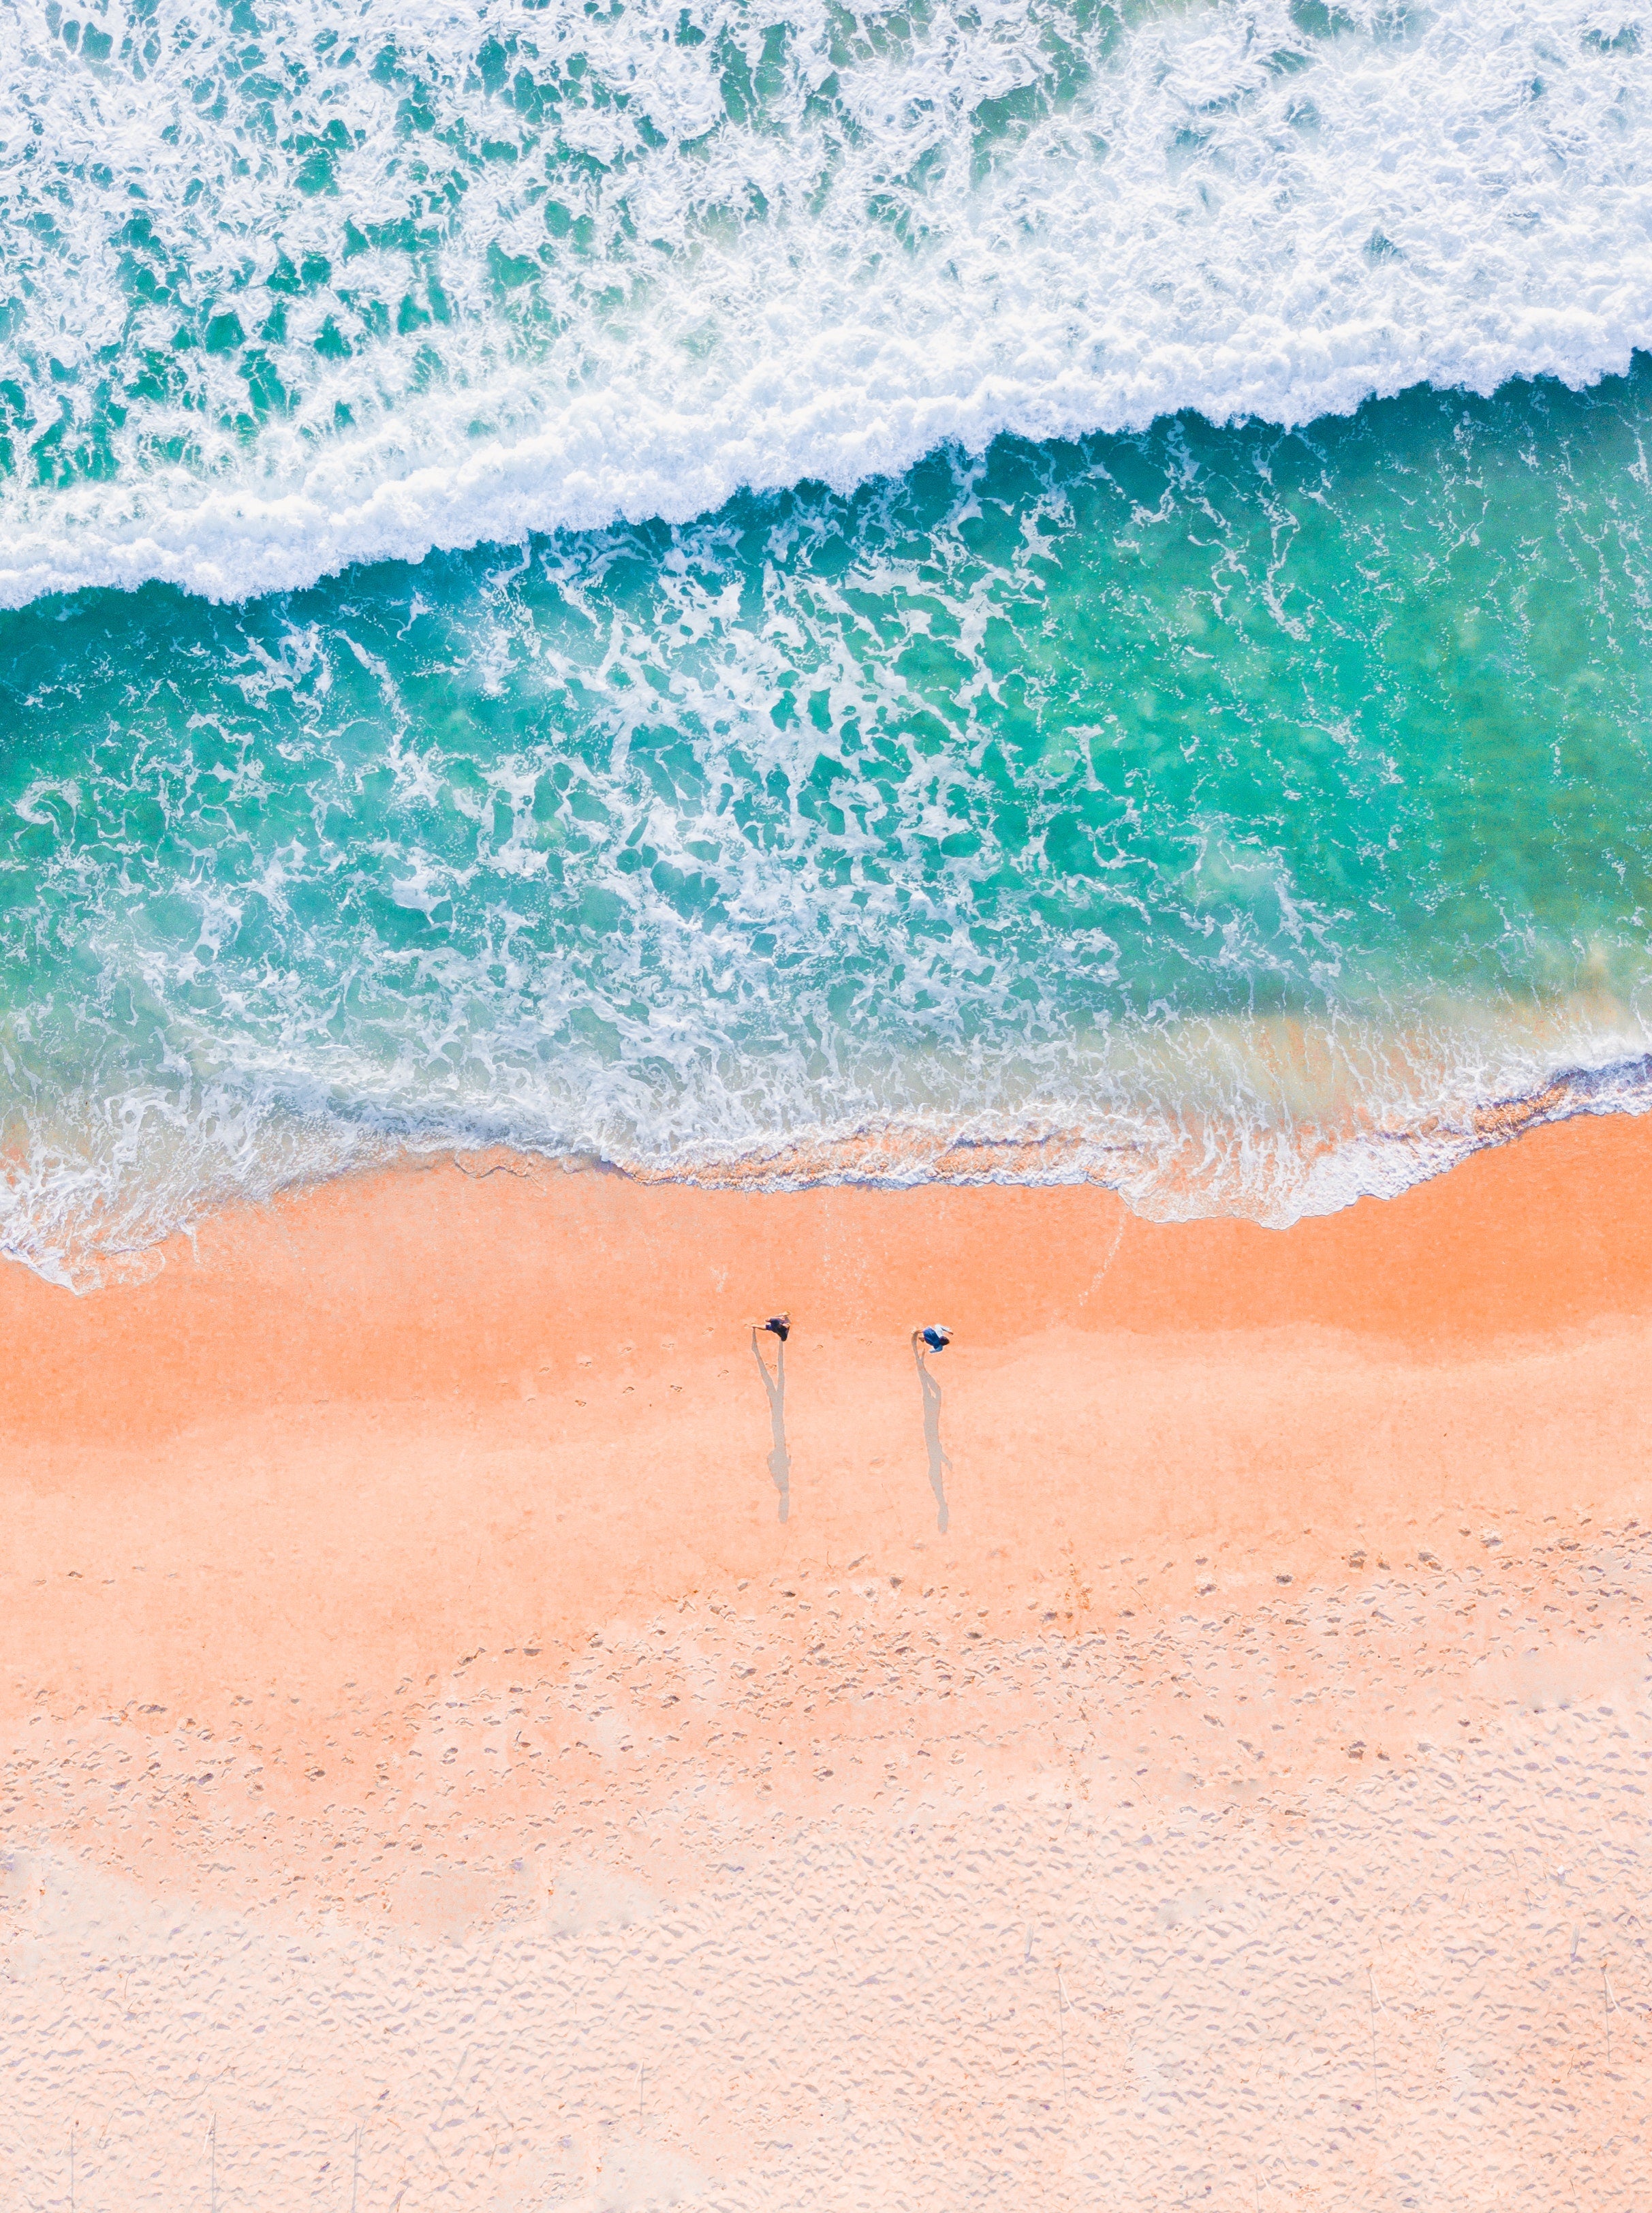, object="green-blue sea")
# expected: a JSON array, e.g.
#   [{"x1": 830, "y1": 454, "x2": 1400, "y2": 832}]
[{"x1": 5, "y1": 0, "x2": 1652, "y2": 1284}]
